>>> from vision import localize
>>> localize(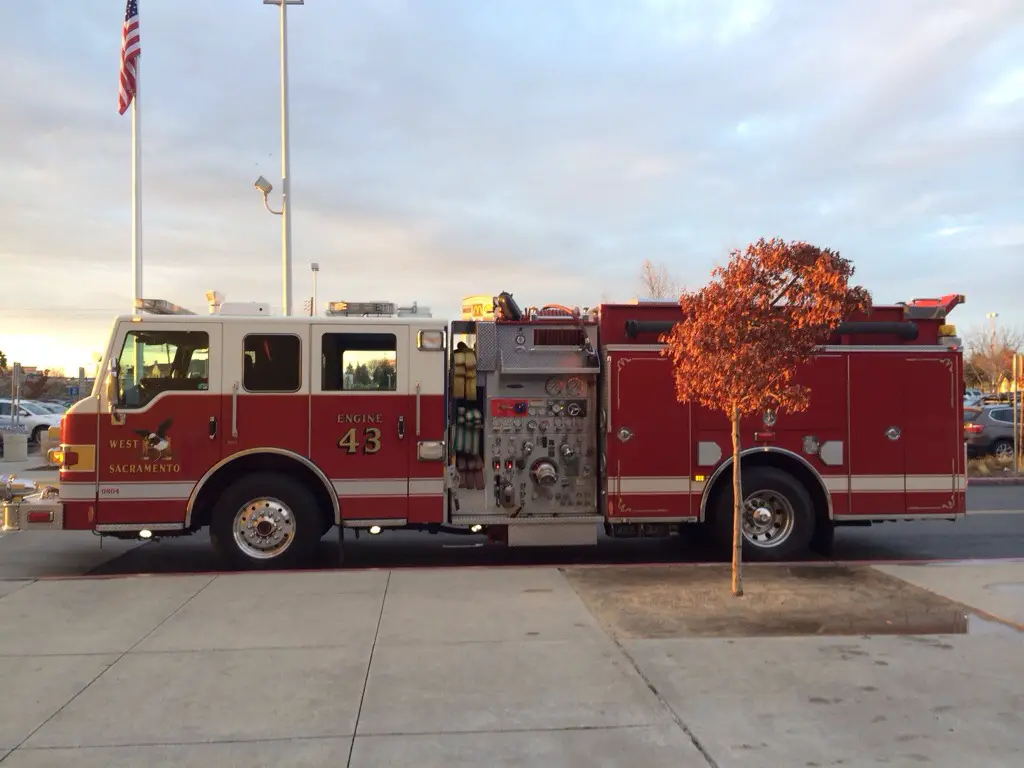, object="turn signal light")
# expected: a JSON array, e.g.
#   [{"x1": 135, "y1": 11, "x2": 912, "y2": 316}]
[{"x1": 47, "y1": 449, "x2": 79, "y2": 467}]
